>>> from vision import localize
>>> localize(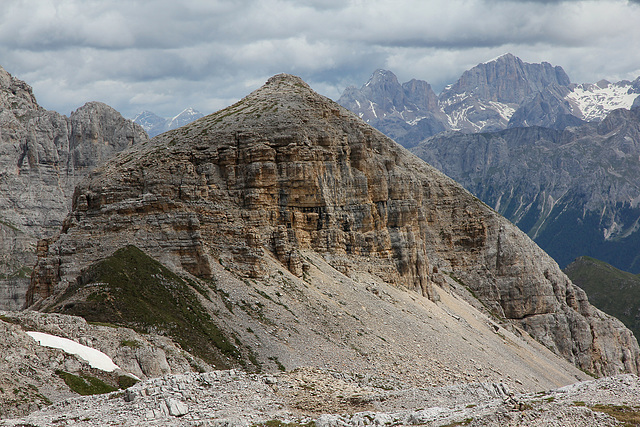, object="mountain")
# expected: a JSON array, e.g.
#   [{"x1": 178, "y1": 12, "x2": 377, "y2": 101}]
[
  {"x1": 26, "y1": 73, "x2": 640, "y2": 382},
  {"x1": 508, "y1": 78, "x2": 640, "y2": 129},
  {"x1": 564, "y1": 256, "x2": 640, "y2": 340},
  {"x1": 0, "y1": 65, "x2": 148, "y2": 311},
  {"x1": 131, "y1": 110, "x2": 166, "y2": 137},
  {"x1": 166, "y1": 107, "x2": 204, "y2": 130},
  {"x1": 339, "y1": 54, "x2": 640, "y2": 148},
  {"x1": 337, "y1": 69, "x2": 448, "y2": 148},
  {"x1": 439, "y1": 53, "x2": 571, "y2": 132},
  {"x1": 2, "y1": 72, "x2": 640, "y2": 424},
  {"x1": 411, "y1": 106, "x2": 640, "y2": 274},
  {"x1": 133, "y1": 107, "x2": 204, "y2": 137}
]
